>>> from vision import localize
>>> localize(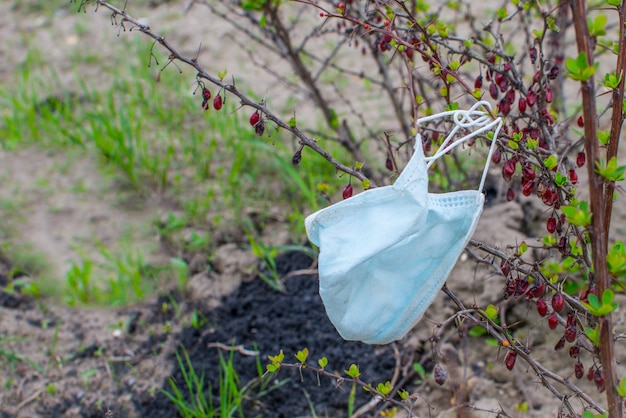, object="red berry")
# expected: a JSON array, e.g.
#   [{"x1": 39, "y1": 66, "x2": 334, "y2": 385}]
[
  {"x1": 554, "y1": 336, "x2": 565, "y2": 351},
  {"x1": 500, "y1": 260, "x2": 511, "y2": 277},
  {"x1": 587, "y1": 366, "x2": 595, "y2": 381},
  {"x1": 213, "y1": 94, "x2": 223, "y2": 110},
  {"x1": 489, "y1": 82, "x2": 499, "y2": 100},
  {"x1": 577, "y1": 115, "x2": 584, "y2": 127},
  {"x1": 547, "y1": 217, "x2": 557, "y2": 233},
  {"x1": 255, "y1": 119, "x2": 265, "y2": 136},
  {"x1": 292, "y1": 149, "x2": 302, "y2": 165},
  {"x1": 548, "y1": 66, "x2": 559, "y2": 79},
  {"x1": 475, "y1": 75, "x2": 483, "y2": 89},
  {"x1": 552, "y1": 292, "x2": 565, "y2": 313},
  {"x1": 514, "y1": 277, "x2": 528, "y2": 297},
  {"x1": 434, "y1": 363, "x2": 448, "y2": 385},
  {"x1": 574, "y1": 361, "x2": 584, "y2": 379},
  {"x1": 566, "y1": 313, "x2": 575, "y2": 327},
  {"x1": 529, "y1": 47, "x2": 537, "y2": 64},
  {"x1": 202, "y1": 88, "x2": 211, "y2": 101},
  {"x1": 506, "y1": 187, "x2": 515, "y2": 201},
  {"x1": 527, "y1": 91, "x2": 537, "y2": 107},
  {"x1": 342, "y1": 184, "x2": 353, "y2": 199},
  {"x1": 576, "y1": 152, "x2": 586, "y2": 167},
  {"x1": 537, "y1": 299, "x2": 548, "y2": 317},
  {"x1": 385, "y1": 156, "x2": 393, "y2": 171},
  {"x1": 522, "y1": 180, "x2": 534, "y2": 196},
  {"x1": 565, "y1": 326, "x2": 577, "y2": 342},
  {"x1": 569, "y1": 169, "x2": 578, "y2": 184},
  {"x1": 518, "y1": 97, "x2": 527, "y2": 113},
  {"x1": 249, "y1": 111, "x2": 260, "y2": 126},
  {"x1": 548, "y1": 312, "x2": 558, "y2": 329},
  {"x1": 569, "y1": 346, "x2": 580, "y2": 359},
  {"x1": 545, "y1": 86, "x2": 553, "y2": 103},
  {"x1": 505, "y1": 351, "x2": 517, "y2": 370},
  {"x1": 492, "y1": 149, "x2": 502, "y2": 164},
  {"x1": 528, "y1": 281, "x2": 545, "y2": 299},
  {"x1": 383, "y1": 33, "x2": 392, "y2": 43},
  {"x1": 594, "y1": 369, "x2": 606, "y2": 393},
  {"x1": 522, "y1": 164, "x2": 535, "y2": 181}
]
